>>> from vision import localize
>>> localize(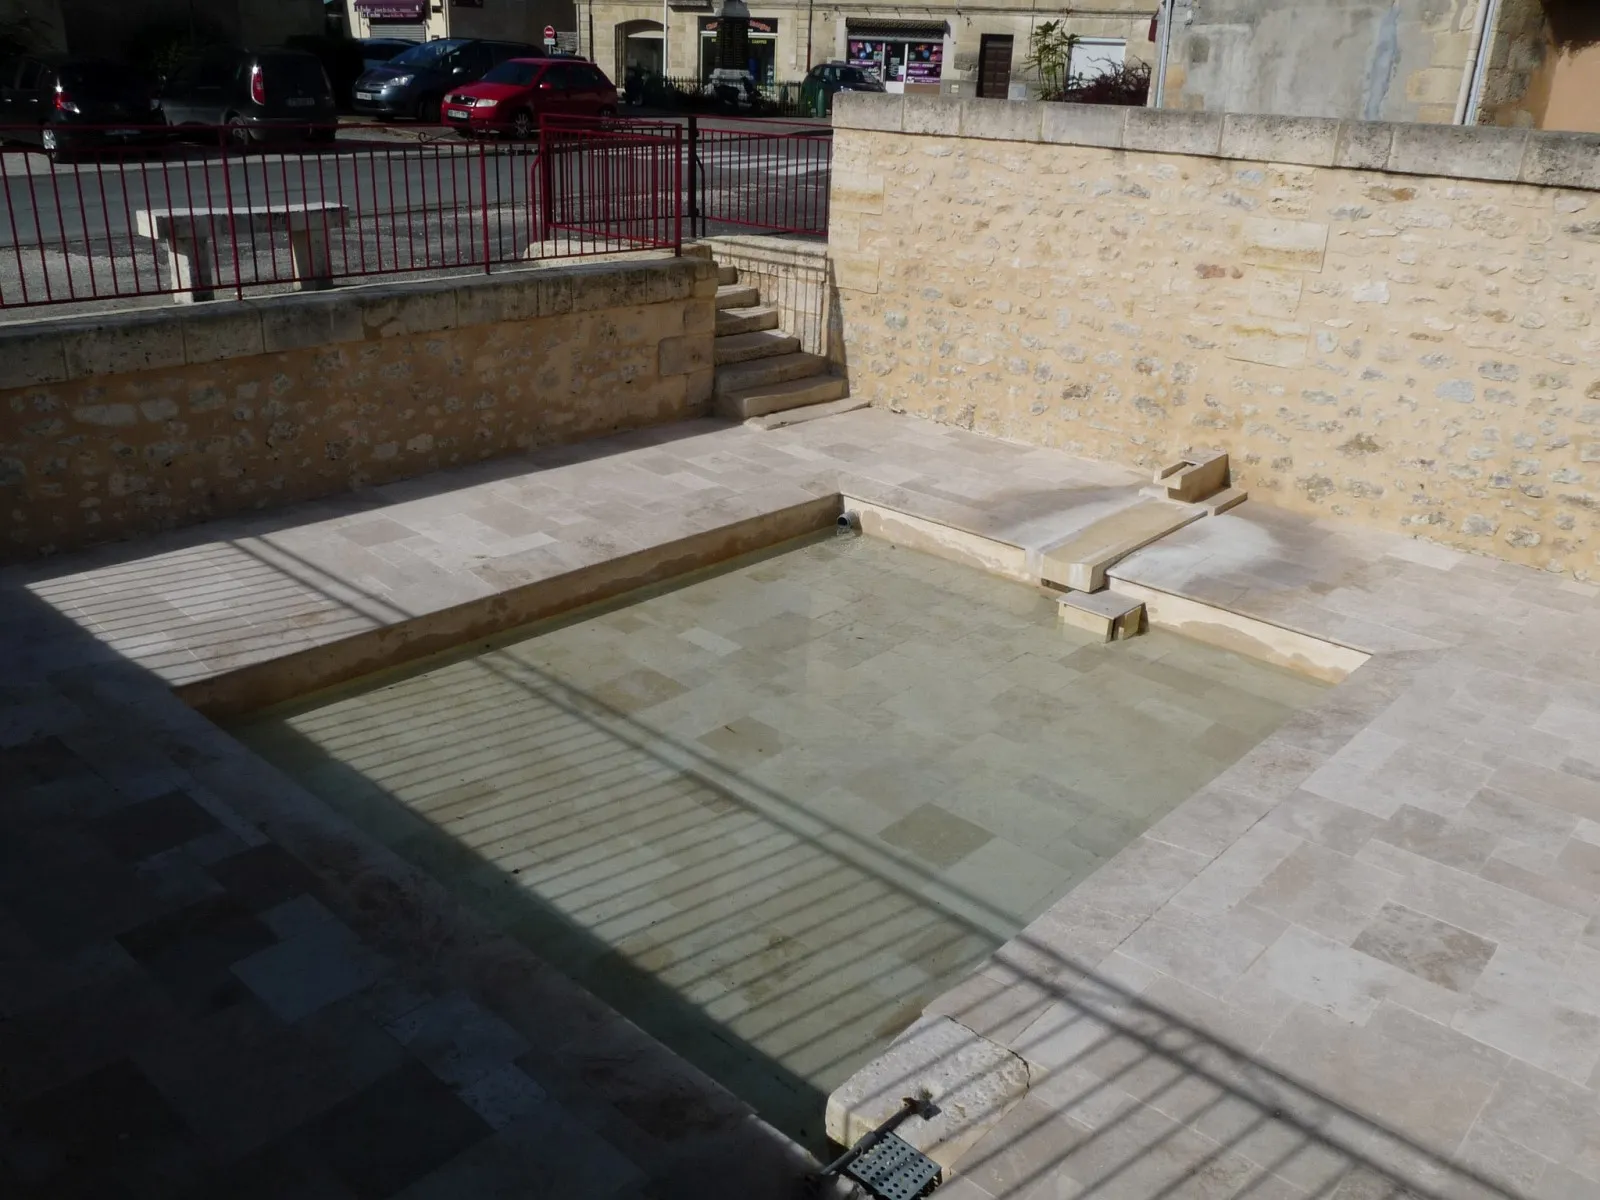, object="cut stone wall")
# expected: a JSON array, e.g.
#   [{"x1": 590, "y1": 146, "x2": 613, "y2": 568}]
[
  {"x1": 0, "y1": 258, "x2": 717, "y2": 560},
  {"x1": 831, "y1": 95, "x2": 1600, "y2": 576}
]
